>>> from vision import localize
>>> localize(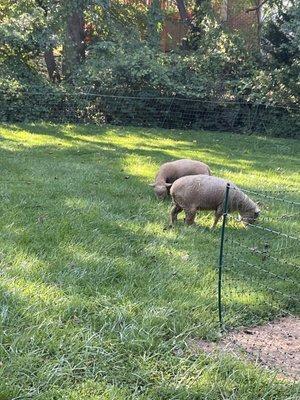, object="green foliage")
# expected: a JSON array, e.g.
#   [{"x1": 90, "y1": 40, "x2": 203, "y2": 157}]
[
  {"x1": 146, "y1": 0, "x2": 164, "y2": 48},
  {"x1": 78, "y1": 28, "x2": 254, "y2": 98},
  {"x1": 68, "y1": 37, "x2": 298, "y2": 137},
  {"x1": 0, "y1": 57, "x2": 67, "y2": 122},
  {"x1": 0, "y1": 9, "x2": 48, "y2": 59},
  {"x1": 256, "y1": 2, "x2": 300, "y2": 109},
  {"x1": 263, "y1": 2, "x2": 300, "y2": 66},
  {"x1": 236, "y1": 62, "x2": 300, "y2": 106}
]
